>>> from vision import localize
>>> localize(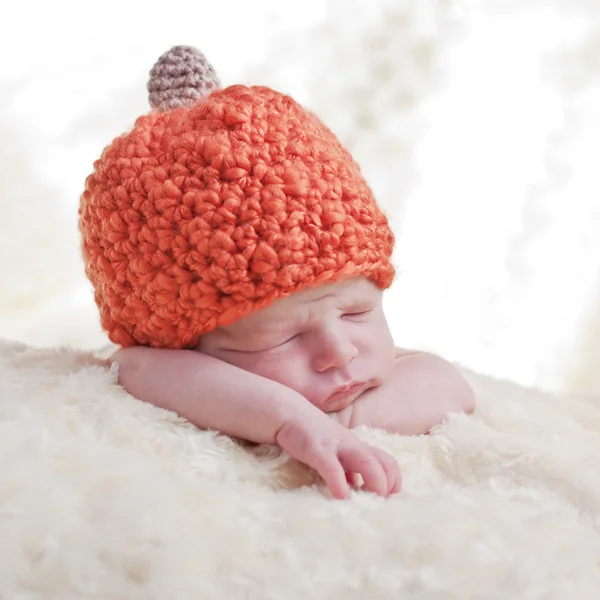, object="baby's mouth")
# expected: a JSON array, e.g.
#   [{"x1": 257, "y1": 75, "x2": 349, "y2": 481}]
[{"x1": 324, "y1": 381, "x2": 367, "y2": 408}]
